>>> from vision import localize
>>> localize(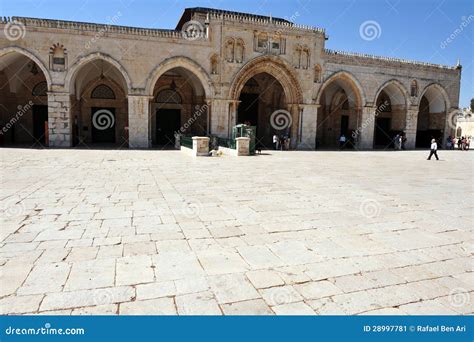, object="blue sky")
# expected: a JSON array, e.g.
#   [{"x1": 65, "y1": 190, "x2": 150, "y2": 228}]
[{"x1": 1, "y1": 0, "x2": 472, "y2": 107}]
